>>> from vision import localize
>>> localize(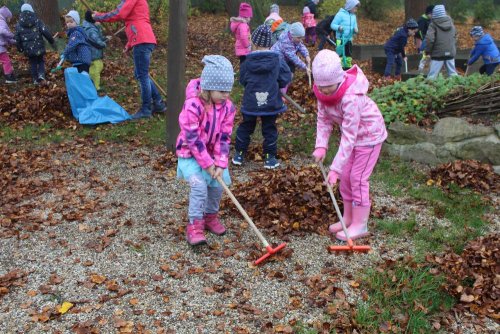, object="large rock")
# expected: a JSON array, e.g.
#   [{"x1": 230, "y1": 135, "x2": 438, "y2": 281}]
[
  {"x1": 495, "y1": 123, "x2": 500, "y2": 137},
  {"x1": 443, "y1": 134, "x2": 500, "y2": 165},
  {"x1": 387, "y1": 121, "x2": 429, "y2": 145},
  {"x1": 384, "y1": 142, "x2": 441, "y2": 165},
  {"x1": 432, "y1": 117, "x2": 494, "y2": 144}
]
